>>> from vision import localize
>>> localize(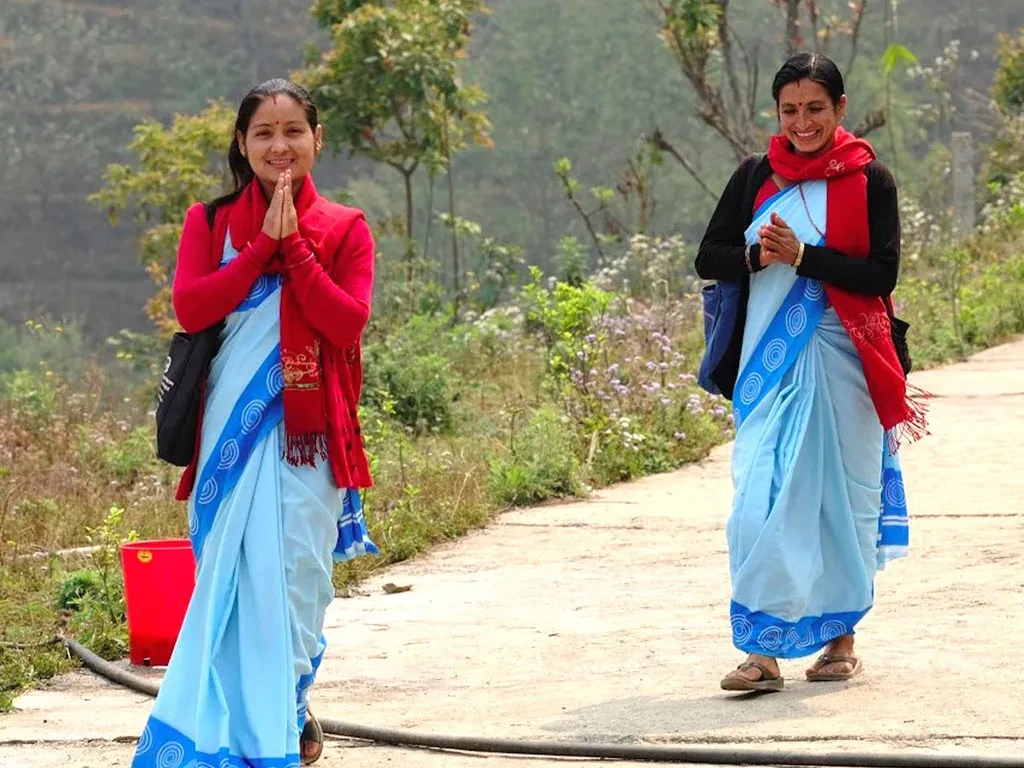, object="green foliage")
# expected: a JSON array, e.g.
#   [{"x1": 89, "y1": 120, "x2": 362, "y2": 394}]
[
  {"x1": 489, "y1": 405, "x2": 584, "y2": 506},
  {"x1": 521, "y1": 266, "x2": 612, "y2": 380},
  {"x1": 994, "y1": 30, "x2": 1024, "y2": 112},
  {"x1": 62, "y1": 506, "x2": 137, "y2": 659},
  {"x1": 77, "y1": 426, "x2": 157, "y2": 485},
  {"x1": 0, "y1": 369, "x2": 59, "y2": 430},
  {"x1": 0, "y1": 319, "x2": 88, "y2": 378},
  {"x1": 300, "y1": 0, "x2": 491, "y2": 243},
  {"x1": 304, "y1": 0, "x2": 490, "y2": 166},
  {"x1": 362, "y1": 315, "x2": 461, "y2": 434},
  {"x1": 56, "y1": 570, "x2": 105, "y2": 612},
  {"x1": 881, "y1": 43, "x2": 919, "y2": 75},
  {"x1": 88, "y1": 102, "x2": 234, "y2": 337}
]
